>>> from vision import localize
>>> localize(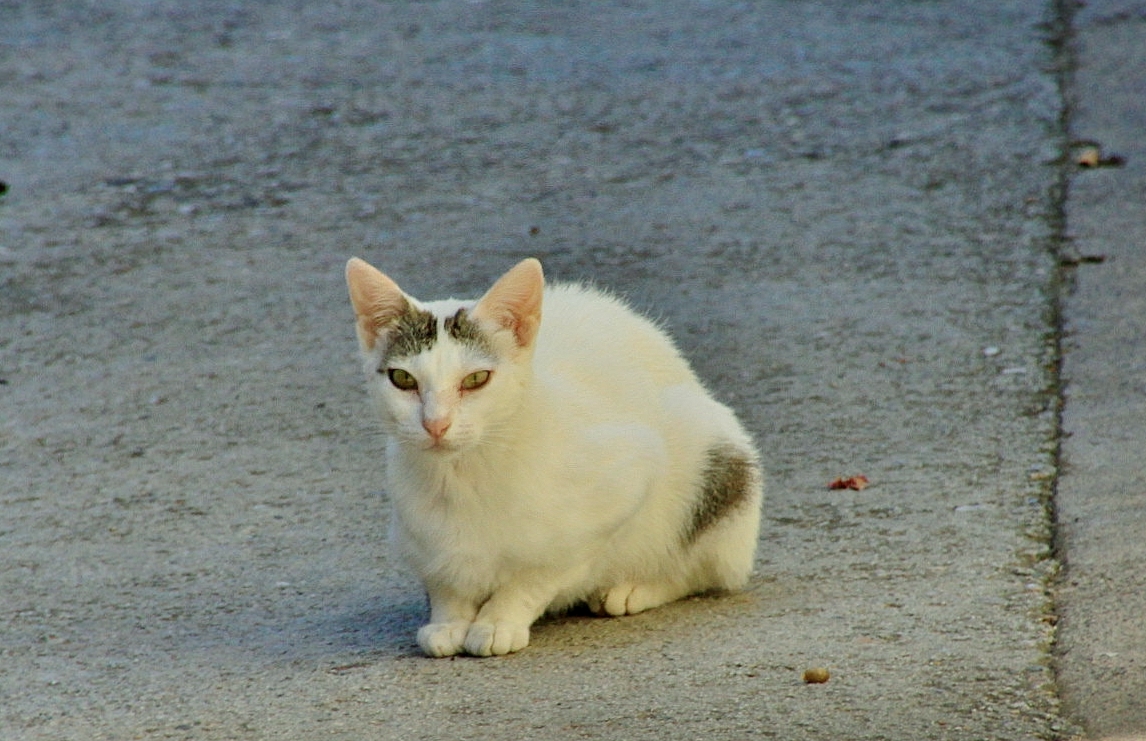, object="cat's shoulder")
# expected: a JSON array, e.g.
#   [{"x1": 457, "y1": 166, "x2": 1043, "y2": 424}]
[
  {"x1": 542, "y1": 281, "x2": 649, "y2": 322},
  {"x1": 537, "y1": 280, "x2": 681, "y2": 361}
]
